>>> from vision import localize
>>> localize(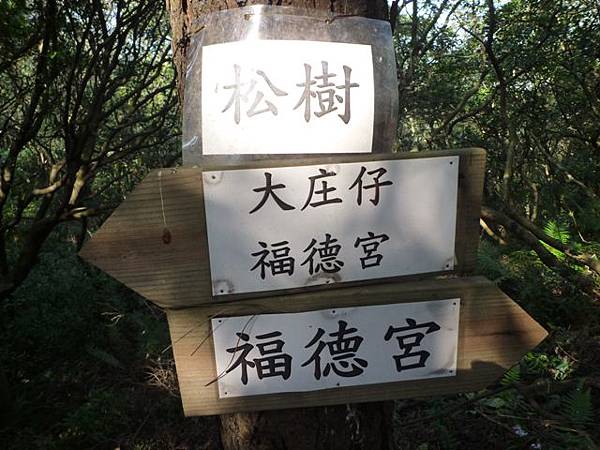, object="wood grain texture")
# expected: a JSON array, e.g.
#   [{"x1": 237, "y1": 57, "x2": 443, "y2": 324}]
[
  {"x1": 454, "y1": 149, "x2": 486, "y2": 273},
  {"x1": 79, "y1": 148, "x2": 486, "y2": 309},
  {"x1": 166, "y1": 276, "x2": 547, "y2": 416}
]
